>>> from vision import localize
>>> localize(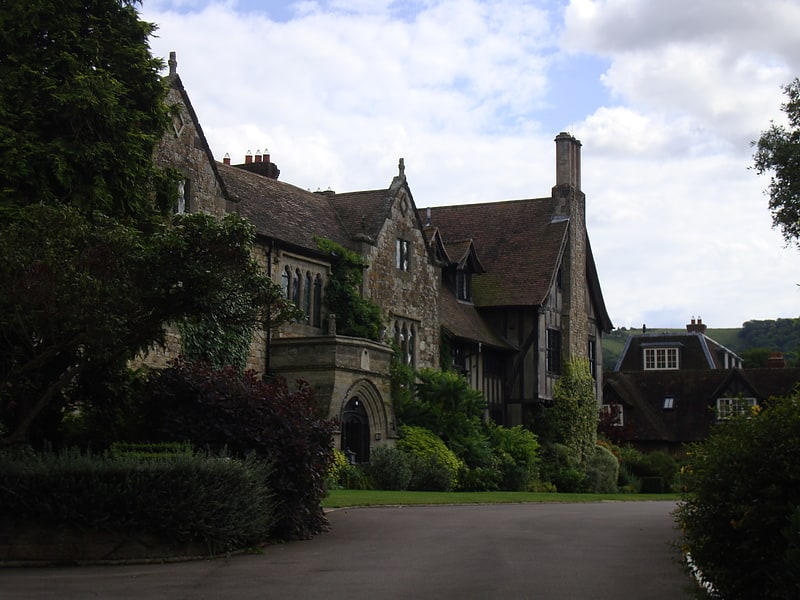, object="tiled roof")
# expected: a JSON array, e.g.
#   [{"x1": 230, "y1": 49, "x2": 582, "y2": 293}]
[
  {"x1": 217, "y1": 163, "x2": 353, "y2": 253},
  {"x1": 442, "y1": 239, "x2": 485, "y2": 273},
  {"x1": 421, "y1": 198, "x2": 567, "y2": 307},
  {"x1": 439, "y1": 285, "x2": 514, "y2": 350},
  {"x1": 328, "y1": 189, "x2": 394, "y2": 241}
]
